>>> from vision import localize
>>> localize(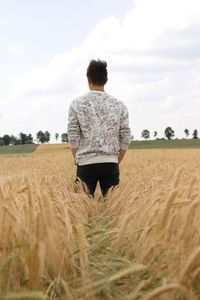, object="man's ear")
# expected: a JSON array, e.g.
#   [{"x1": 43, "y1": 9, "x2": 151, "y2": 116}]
[{"x1": 87, "y1": 77, "x2": 92, "y2": 84}]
